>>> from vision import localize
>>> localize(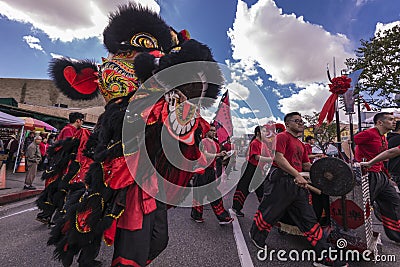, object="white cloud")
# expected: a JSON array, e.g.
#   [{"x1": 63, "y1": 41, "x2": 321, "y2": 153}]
[
  {"x1": 272, "y1": 88, "x2": 282, "y2": 97},
  {"x1": 278, "y1": 83, "x2": 355, "y2": 122},
  {"x1": 231, "y1": 115, "x2": 279, "y2": 136},
  {"x1": 226, "y1": 82, "x2": 250, "y2": 100},
  {"x1": 240, "y1": 107, "x2": 259, "y2": 114},
  {"x1": 375, "y1": 21, "x2": 400, "y2": 36},
  {"x1": 254, "y1": 77, "x2": 263, "y2": 86},
  {"x1": 23, "y1": 35, "x2": 44, "y2": 52},
  {"x1": 228, "y1": 0, "x2": 354, "y2": 87},
  {"x1": 355, "y1": 0, "x2": 371, "y2": 7},
  {"x1": 50, "y1": 53, "x2": 64, "y2": 59},
  {"x1": 230, "y1": 100, "x2": 239, "y2": 110},
  {"x1": 278, "y1": 83, "x2": 330, "y2": 115},
  {"x1": 225, "y1": 58, "x2": 258, "y2": 78},
  {"x1": 0, "y1": 0, "x2": 160, "y2": 42}
]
